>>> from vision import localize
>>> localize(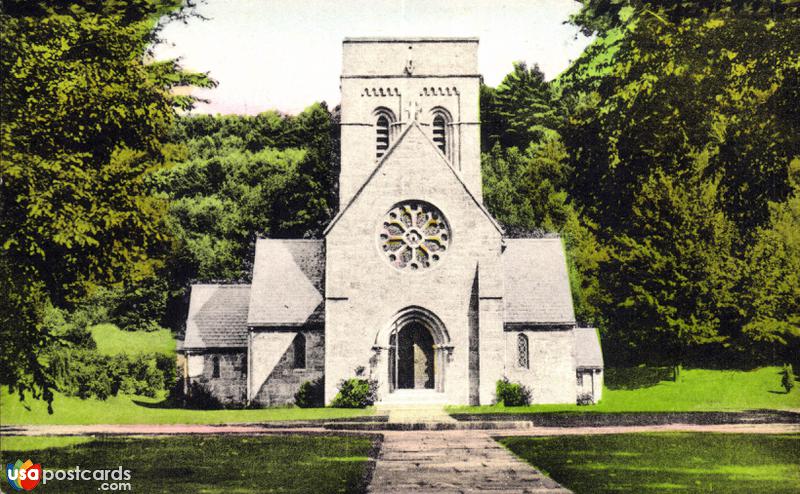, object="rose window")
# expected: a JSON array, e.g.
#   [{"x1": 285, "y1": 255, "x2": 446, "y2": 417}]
[{"x1": 379, "y1": 202, "x2": 450, "y2": 270}]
